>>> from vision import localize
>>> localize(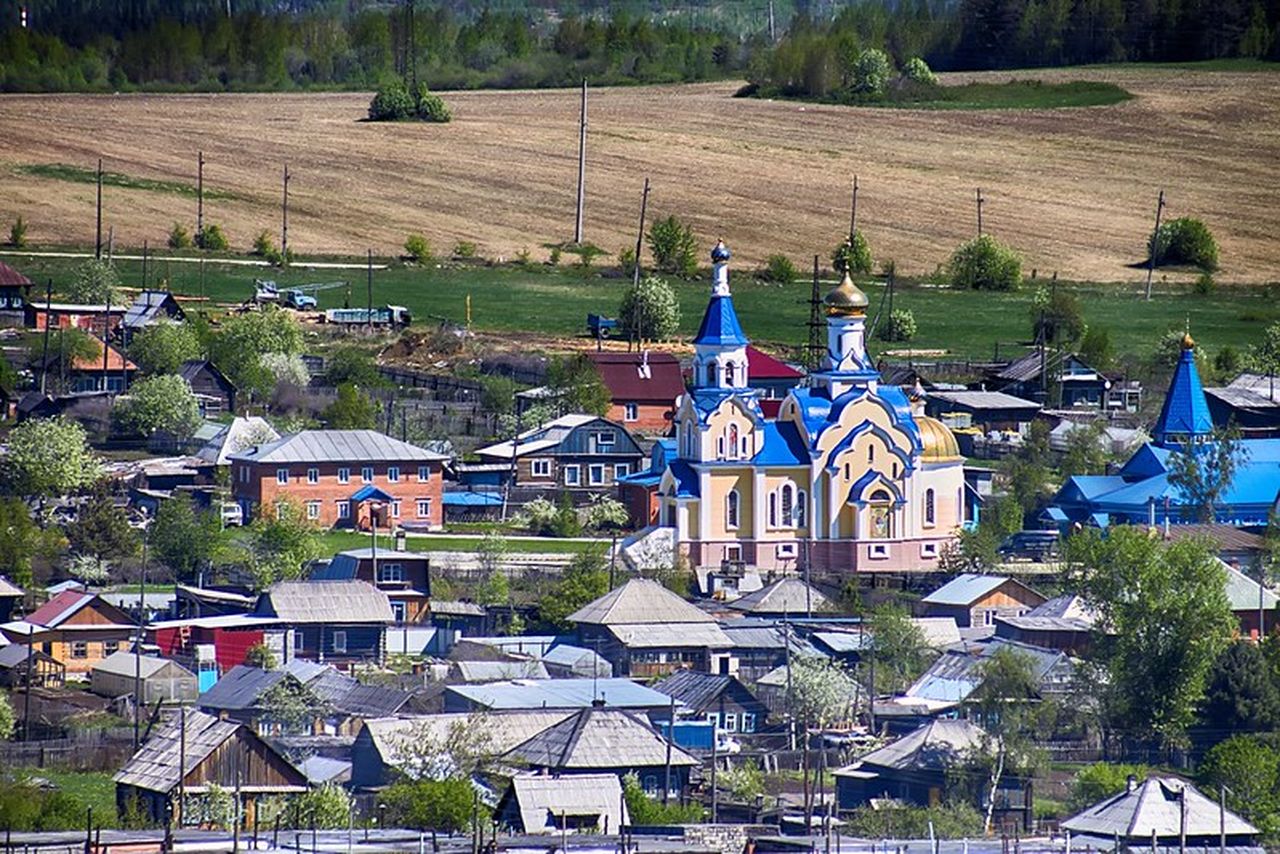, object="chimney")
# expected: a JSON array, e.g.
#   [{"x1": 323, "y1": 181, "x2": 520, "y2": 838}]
[
  {"x1": 591, "y1": 697, "x2": 606, "y2": 708},
  {"x1": 1126, "y1": 775, "x2": 1138, "y2": 793}
]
